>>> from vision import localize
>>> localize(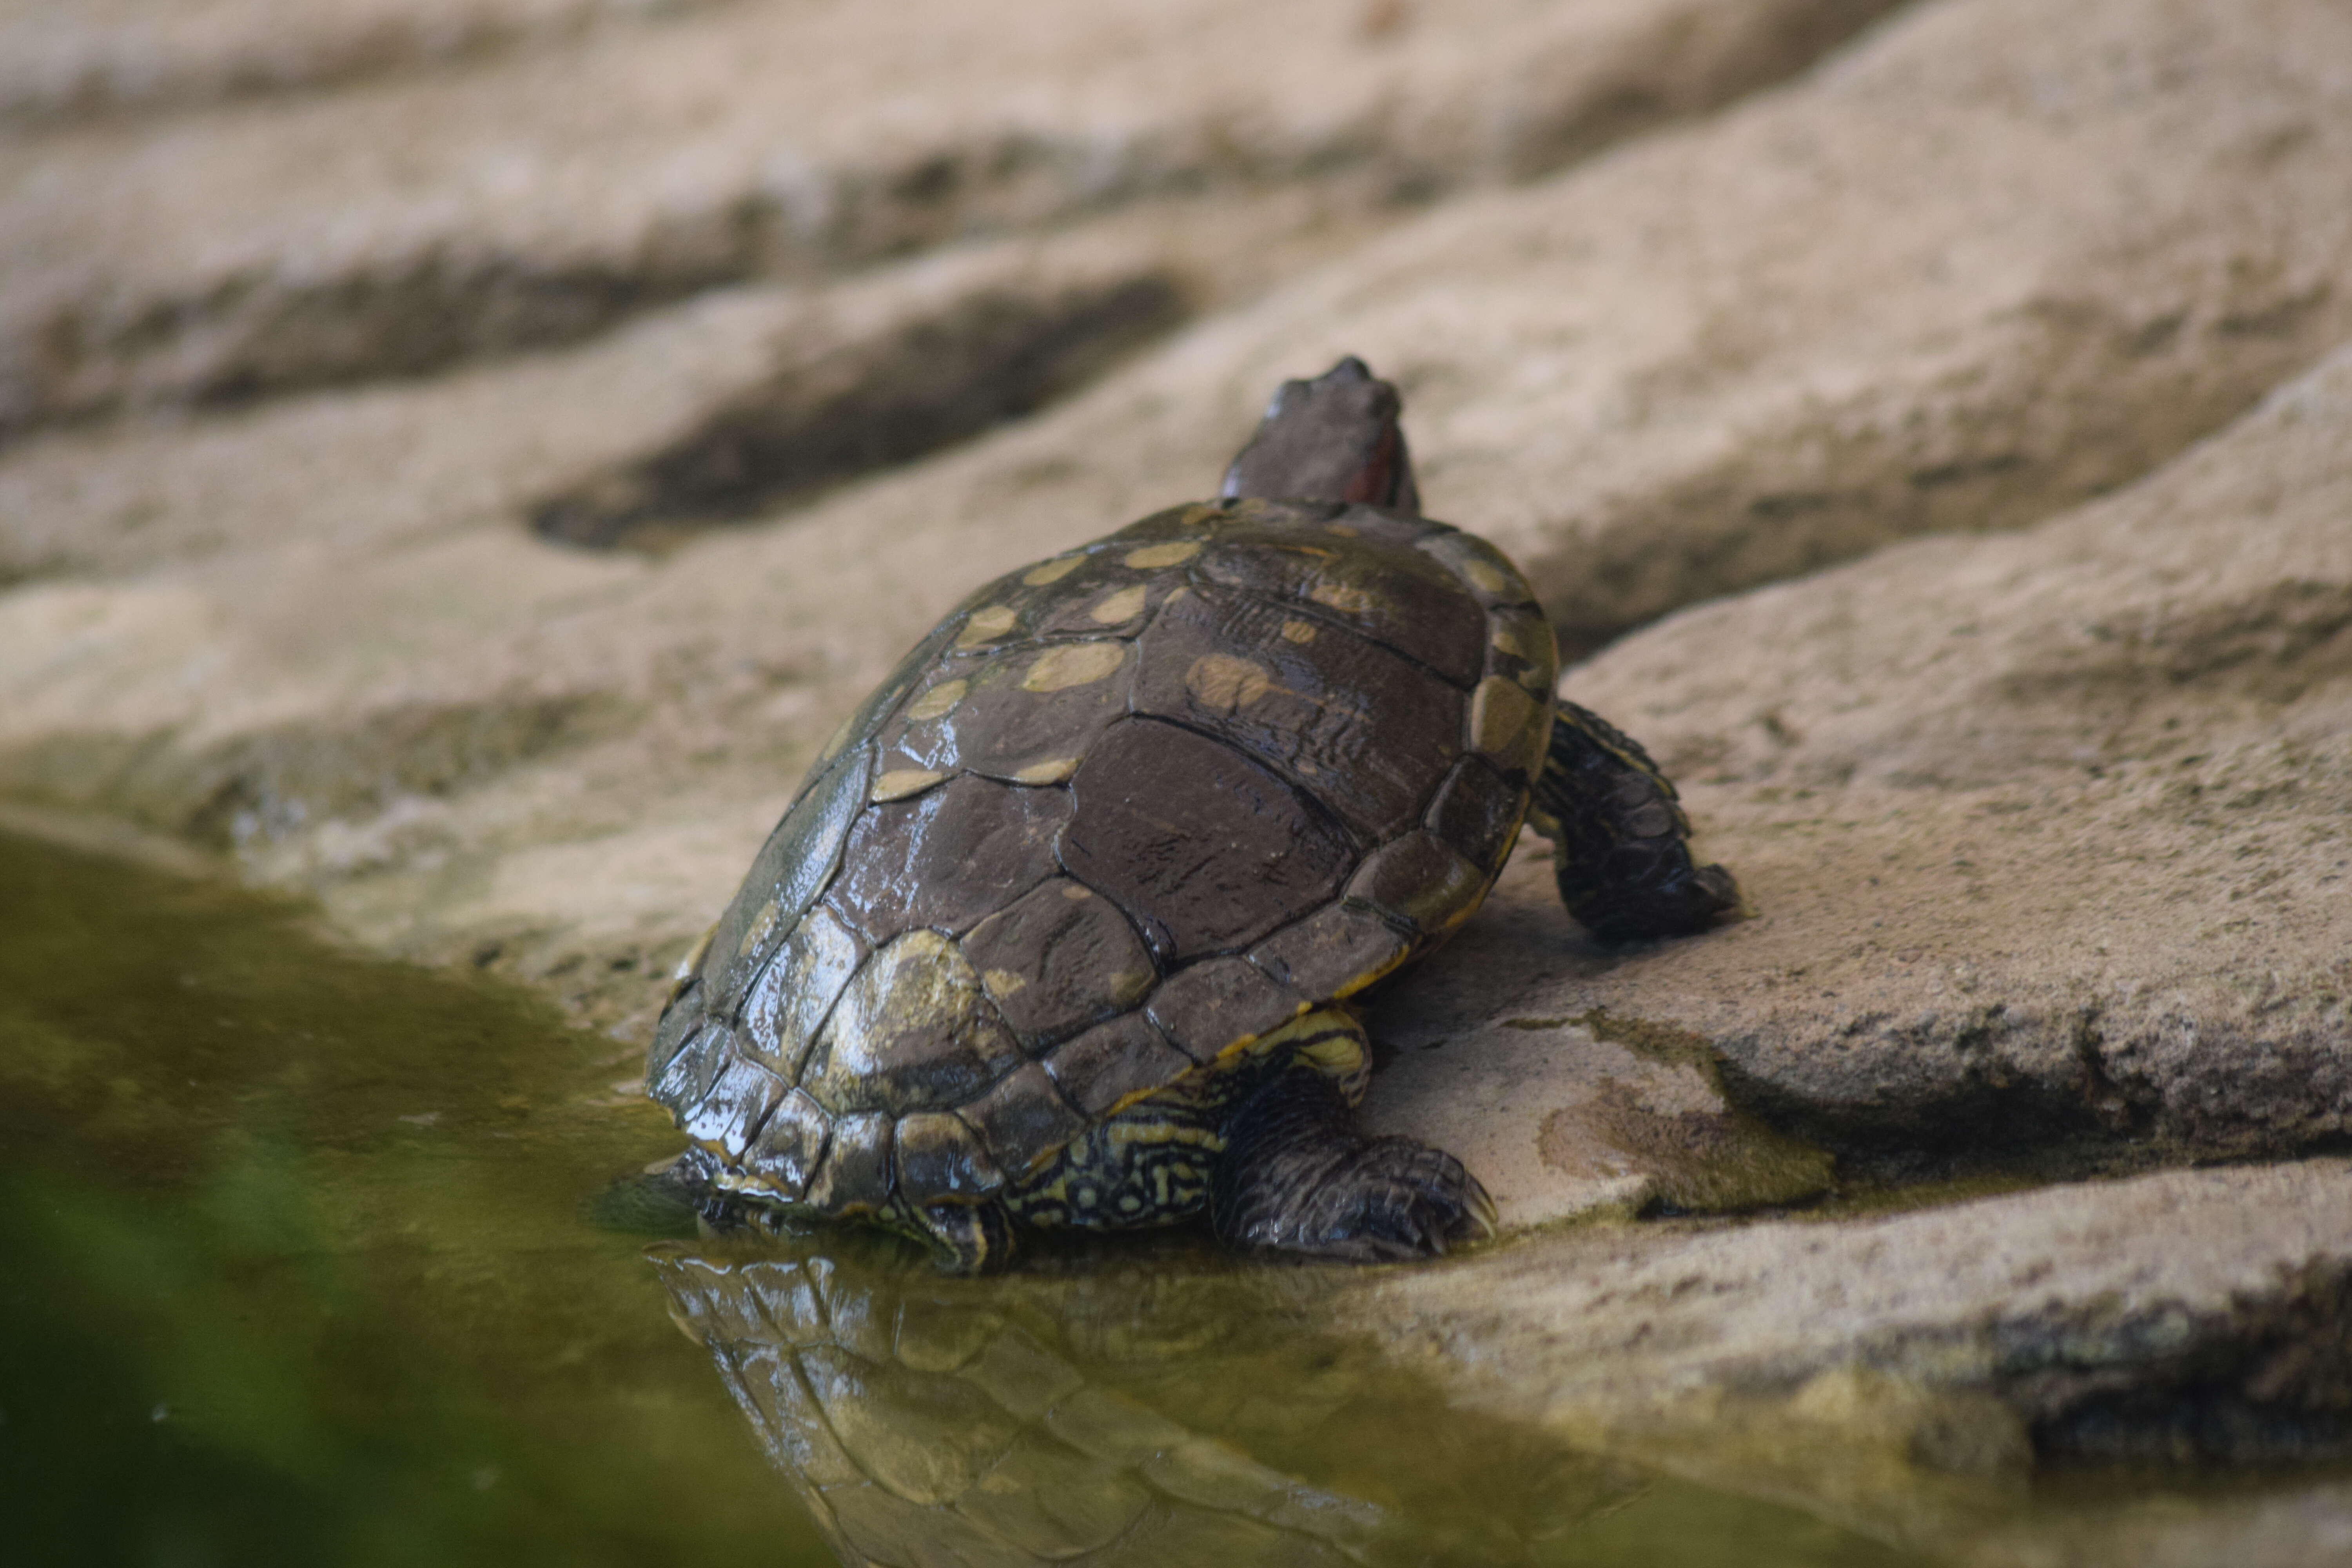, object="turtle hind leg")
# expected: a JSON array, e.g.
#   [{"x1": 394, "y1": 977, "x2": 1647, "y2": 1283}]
[
  {"x1": 1210, "y1": 1067, "x2": 1495, "y2": 1263},
  {"x1": 1532, "y1": 698, "x2": 1742, "y2": 944}
]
